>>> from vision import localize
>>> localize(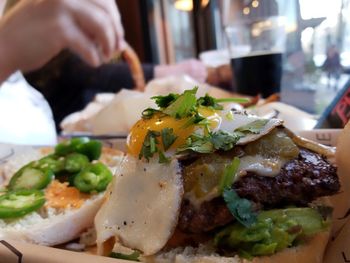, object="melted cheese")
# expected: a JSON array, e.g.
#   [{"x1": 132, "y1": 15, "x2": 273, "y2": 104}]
[
  {"x1": 95, "y1": 156, "x2": 183, "y2": 256},
  {"x1": 219, "y1": 111, "x2": 283, "y2": 145},
  {"x1": 185, "y1": 154, "x2": 288, "y2": 209},
  {"x1": 238, "y1": 155, "x2": 288, "y2": 177}
]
